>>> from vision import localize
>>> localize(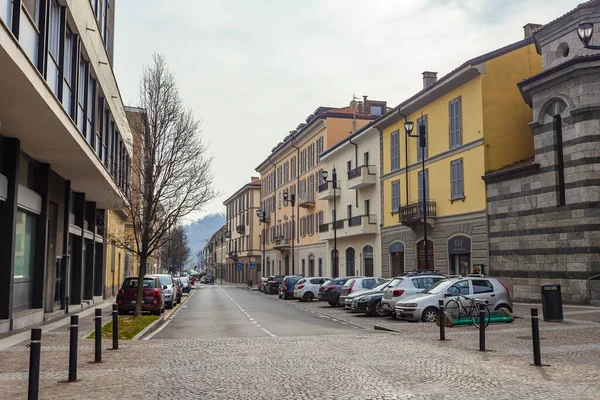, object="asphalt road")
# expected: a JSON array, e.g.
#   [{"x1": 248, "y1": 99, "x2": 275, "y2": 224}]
[{"x1": 152, "y1": 284, "x2": 360, "y2": 339}]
